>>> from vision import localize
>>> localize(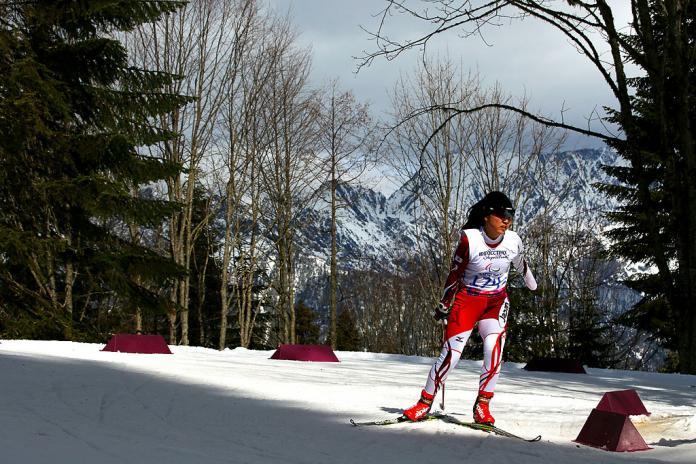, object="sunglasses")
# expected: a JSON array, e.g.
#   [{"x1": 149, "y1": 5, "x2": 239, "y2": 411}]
[{"x1": 489, "y1": 207, "x2": 515, "y2": 220}]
